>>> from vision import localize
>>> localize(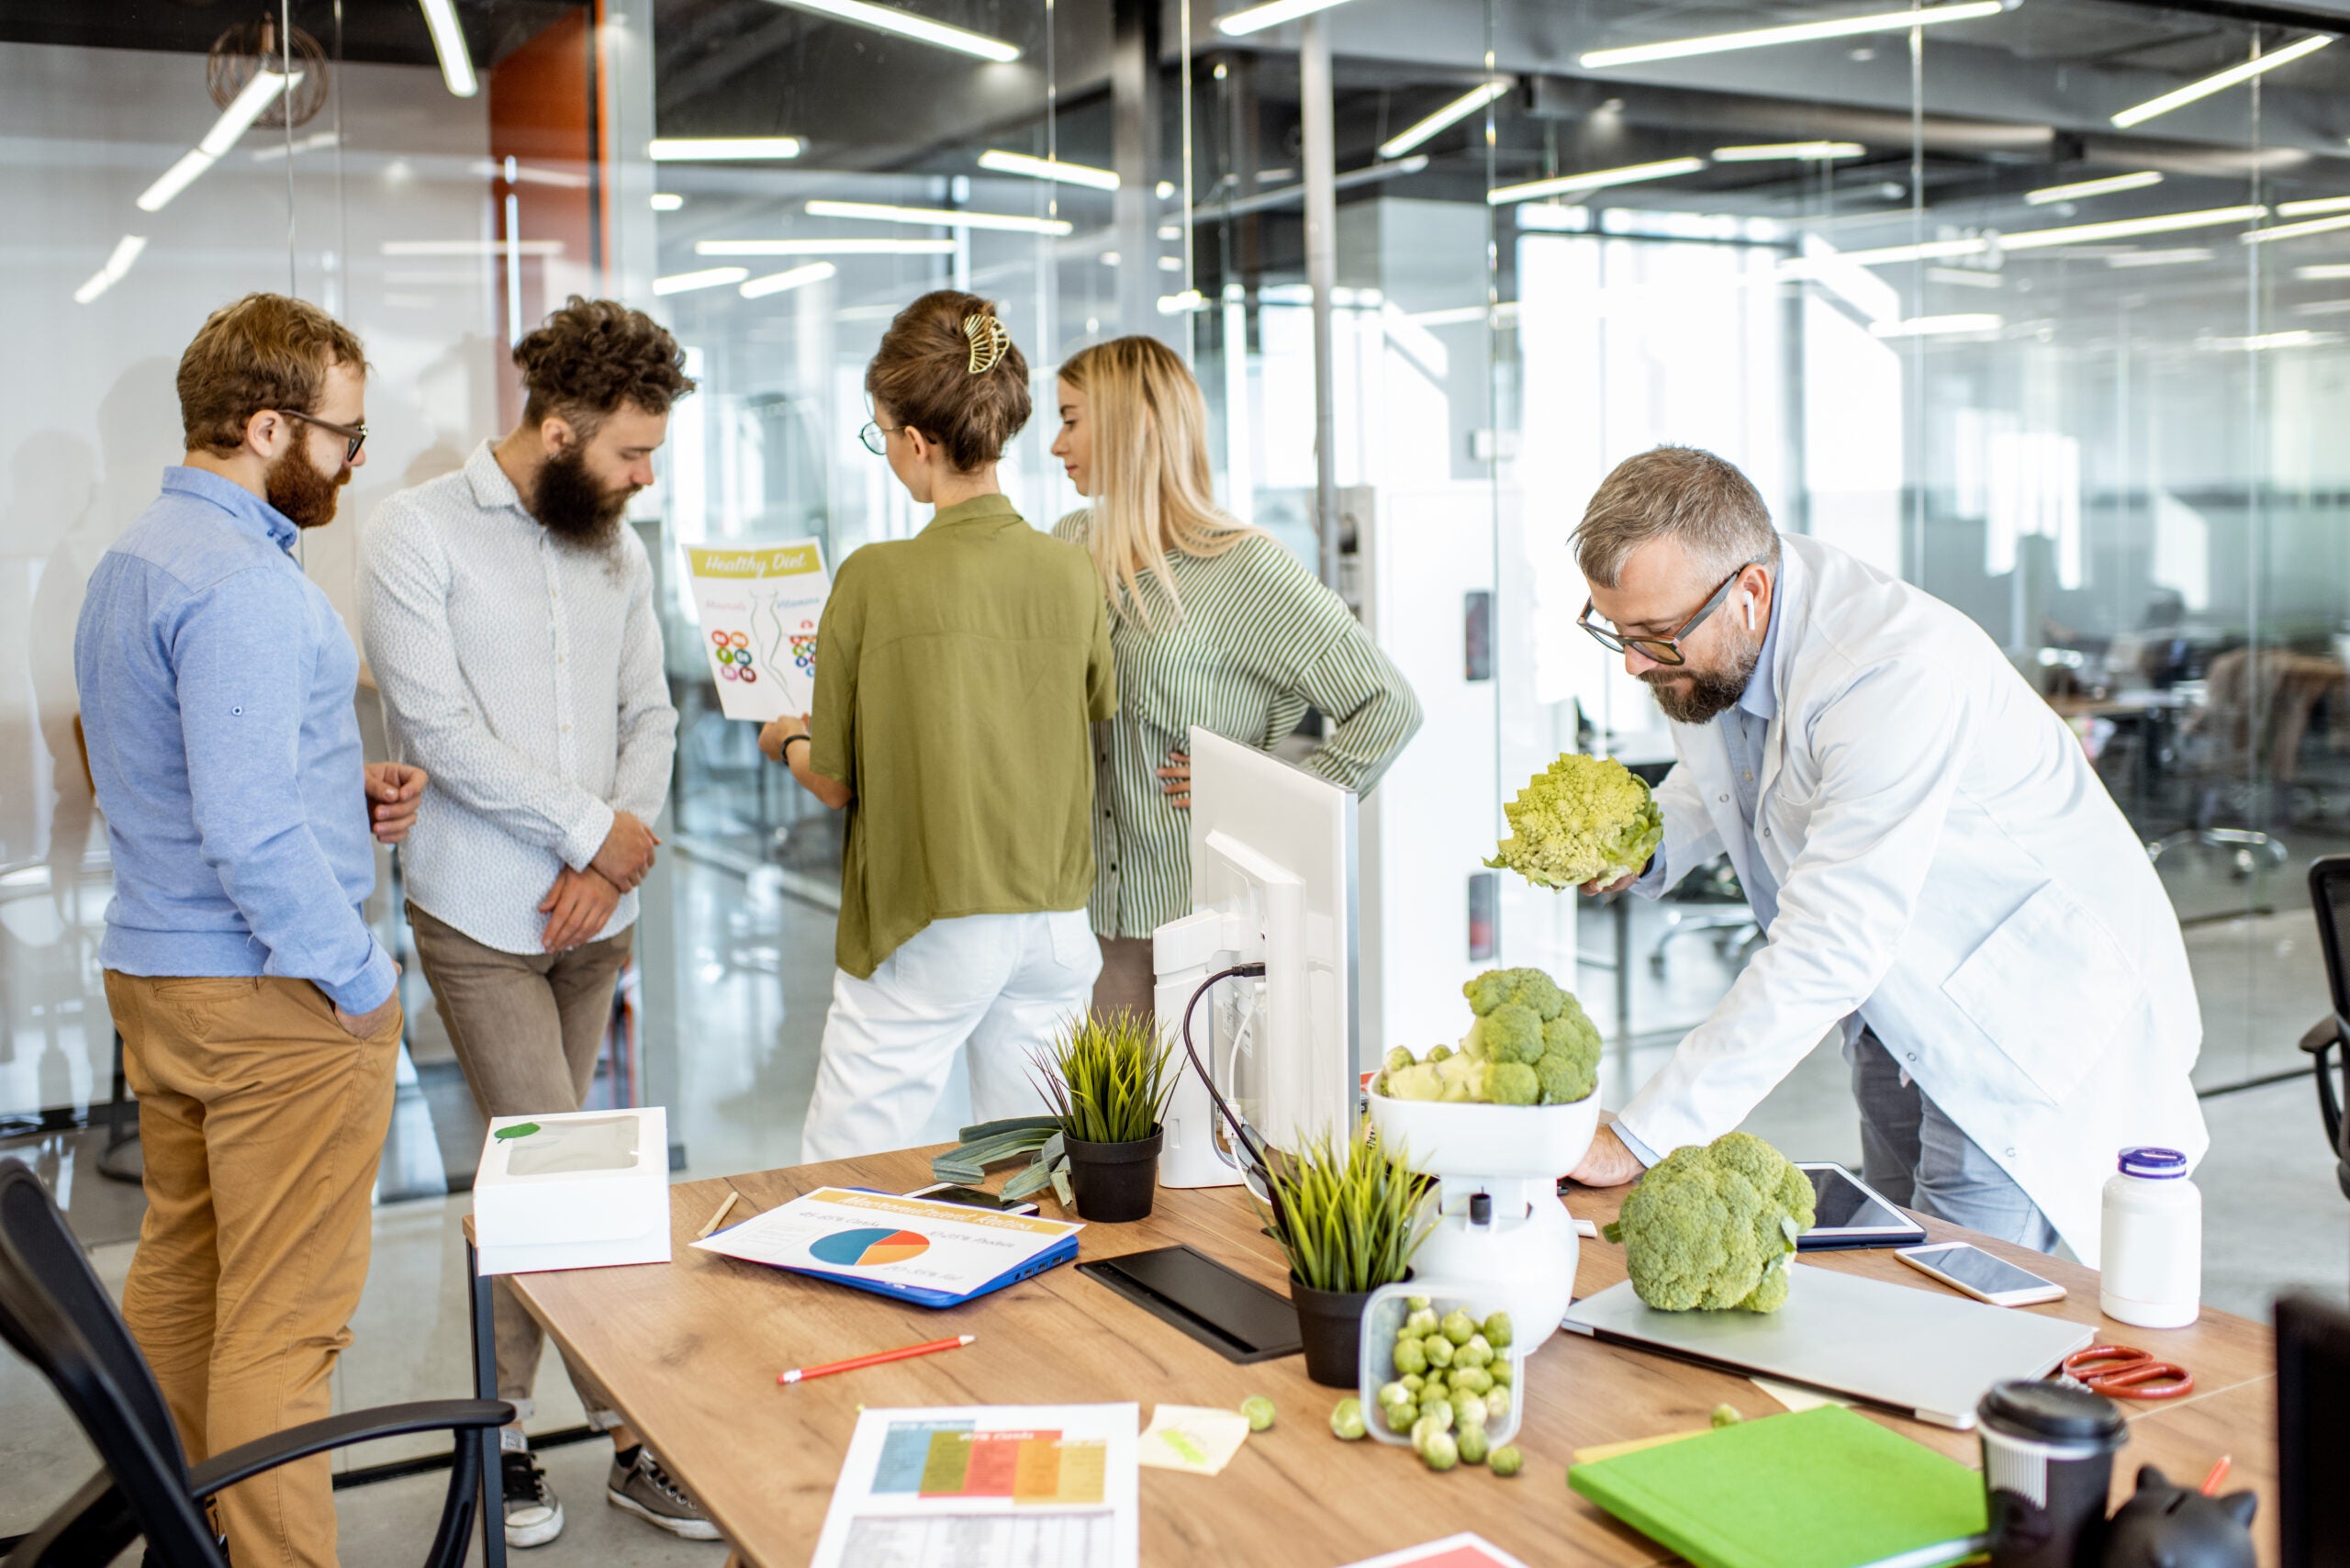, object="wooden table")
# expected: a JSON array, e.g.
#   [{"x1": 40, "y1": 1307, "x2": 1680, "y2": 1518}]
[{"x1": 491, "y1": 1150, "x2": 2278, "y2": 1567}]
